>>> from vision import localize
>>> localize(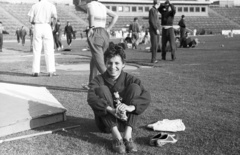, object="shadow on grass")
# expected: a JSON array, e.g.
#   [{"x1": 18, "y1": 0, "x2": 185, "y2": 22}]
[
  {"x1": 0, "y1": 80, "x2": 88, "y2": 93},
  {"x1": 6, "y1": 48, "x2": 31, "y2": 53},
  {"x1": 0, "y1": 71, "x2": 30, "y2": 77},
  {"x1": 33, "y1": 116, "x2": 113, "y2": 152}
]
